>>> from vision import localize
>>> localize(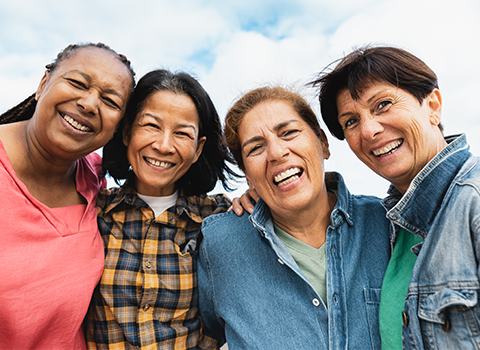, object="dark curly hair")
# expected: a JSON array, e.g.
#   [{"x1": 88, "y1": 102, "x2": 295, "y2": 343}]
[{"x1": 102, "y1": 69, "x2": 238, "y2": 195}]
